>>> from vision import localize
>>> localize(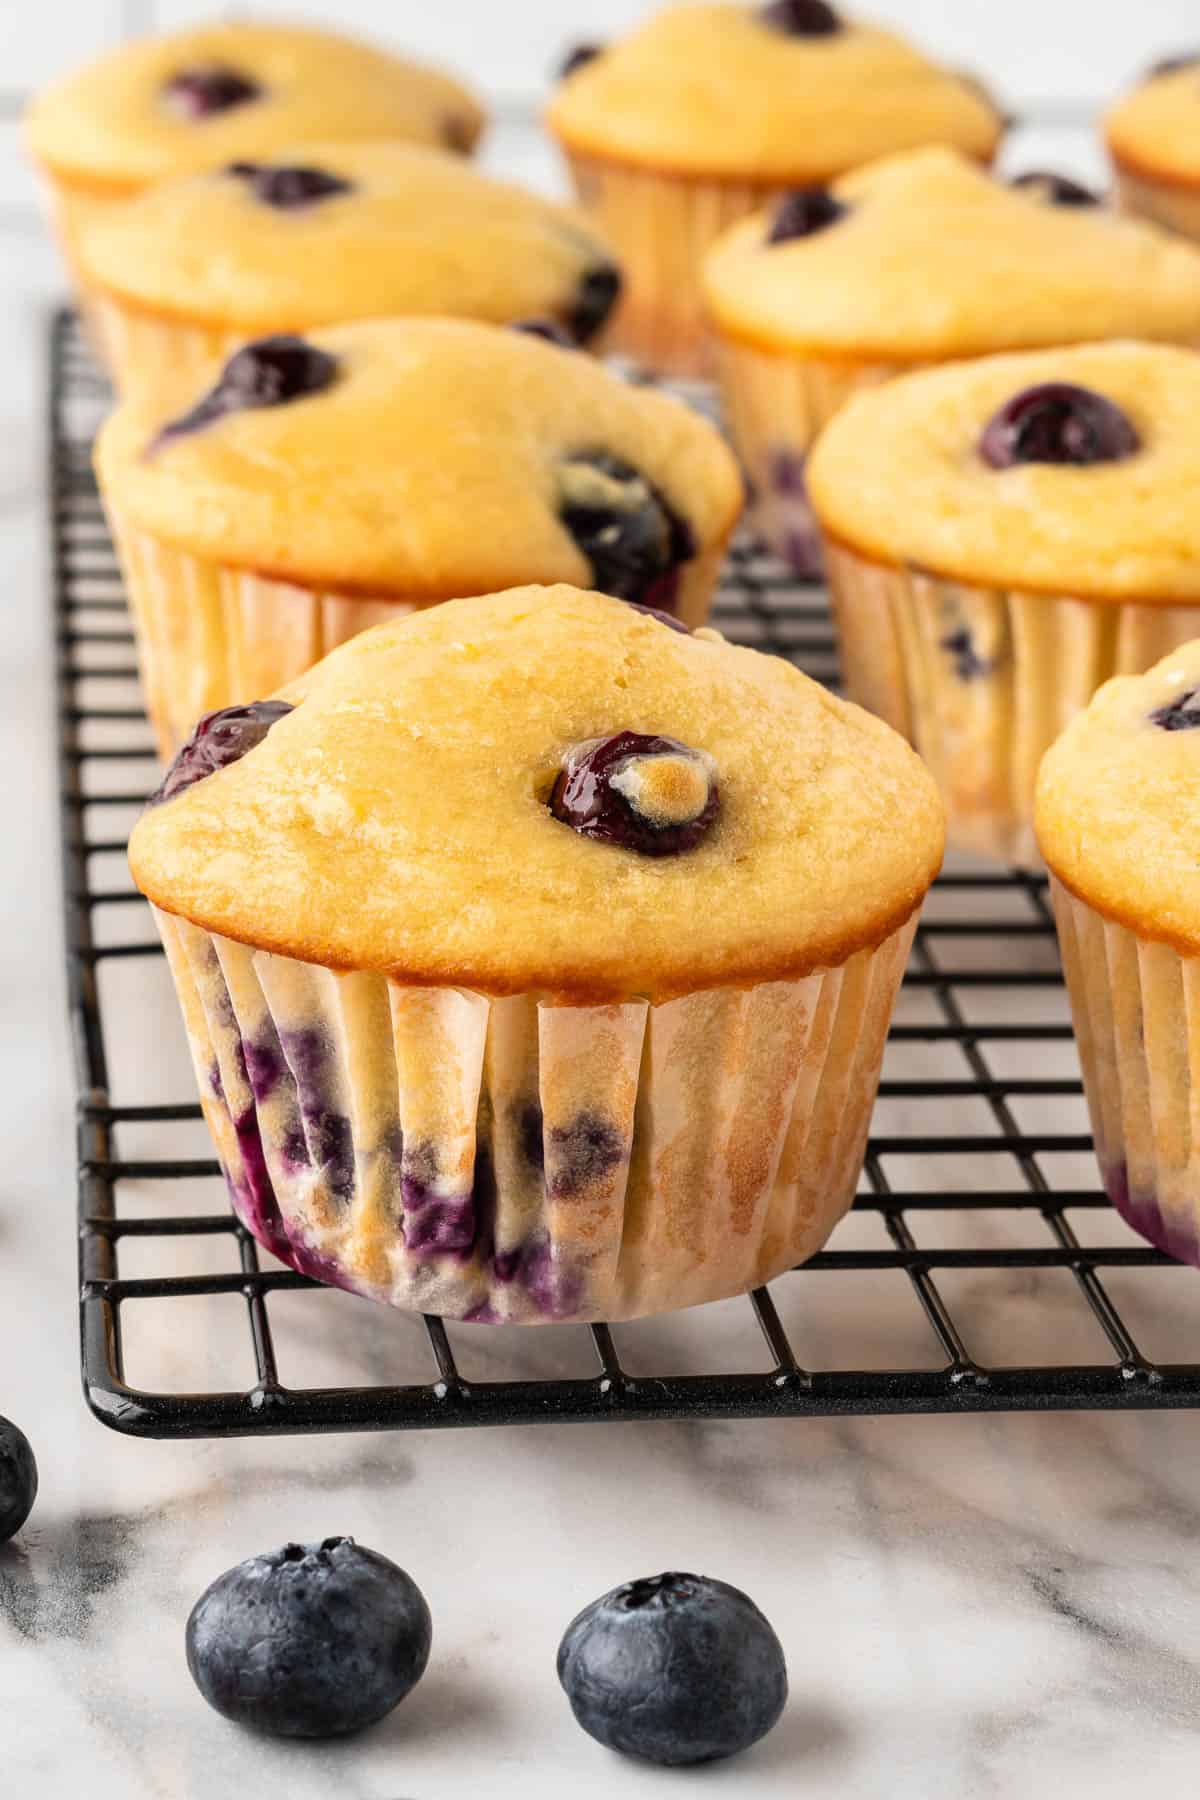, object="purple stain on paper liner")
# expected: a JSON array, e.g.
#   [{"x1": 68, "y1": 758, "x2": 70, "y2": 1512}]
[
  {"x1": 1105, "y1": 1164, "x2": 1200, "y2": 1267},
  {"x1": 940, "y1": 626, "x2": 995, "y2": 683},
  {"x1": 547, "y1": 1111, "x2": 626, "y2": 1197}
]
